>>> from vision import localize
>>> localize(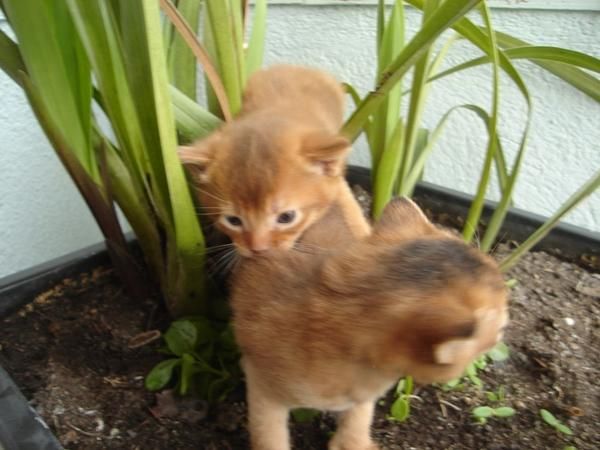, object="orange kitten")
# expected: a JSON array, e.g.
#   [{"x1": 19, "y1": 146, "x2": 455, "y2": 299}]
[
  {"x1": 179, "y1": 65, "x2": 369, "y2": 257},
  {"x1": 231, "y1": 198, "x2": 509, "y2": 450}
]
